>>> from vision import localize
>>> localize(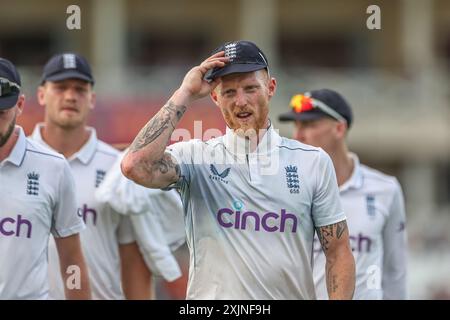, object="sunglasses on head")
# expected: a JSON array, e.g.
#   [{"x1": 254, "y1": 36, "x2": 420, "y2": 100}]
[
  {"x1": 290, "y1": 93, "x2": 346, "y2": 123},
  {"x1": 0, "y1": 77, "x2": 20, "y2": 97}
]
